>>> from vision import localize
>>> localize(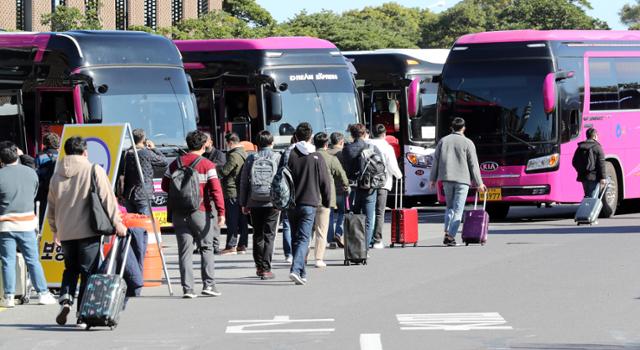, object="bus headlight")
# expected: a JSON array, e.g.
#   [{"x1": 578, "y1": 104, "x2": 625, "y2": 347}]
[
  {"x1": 407, "y1": 153, "x2": 433, "y2": 168},
  {"x1": 526, "y1": 153, "x2": 559, "y2": 172}
]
